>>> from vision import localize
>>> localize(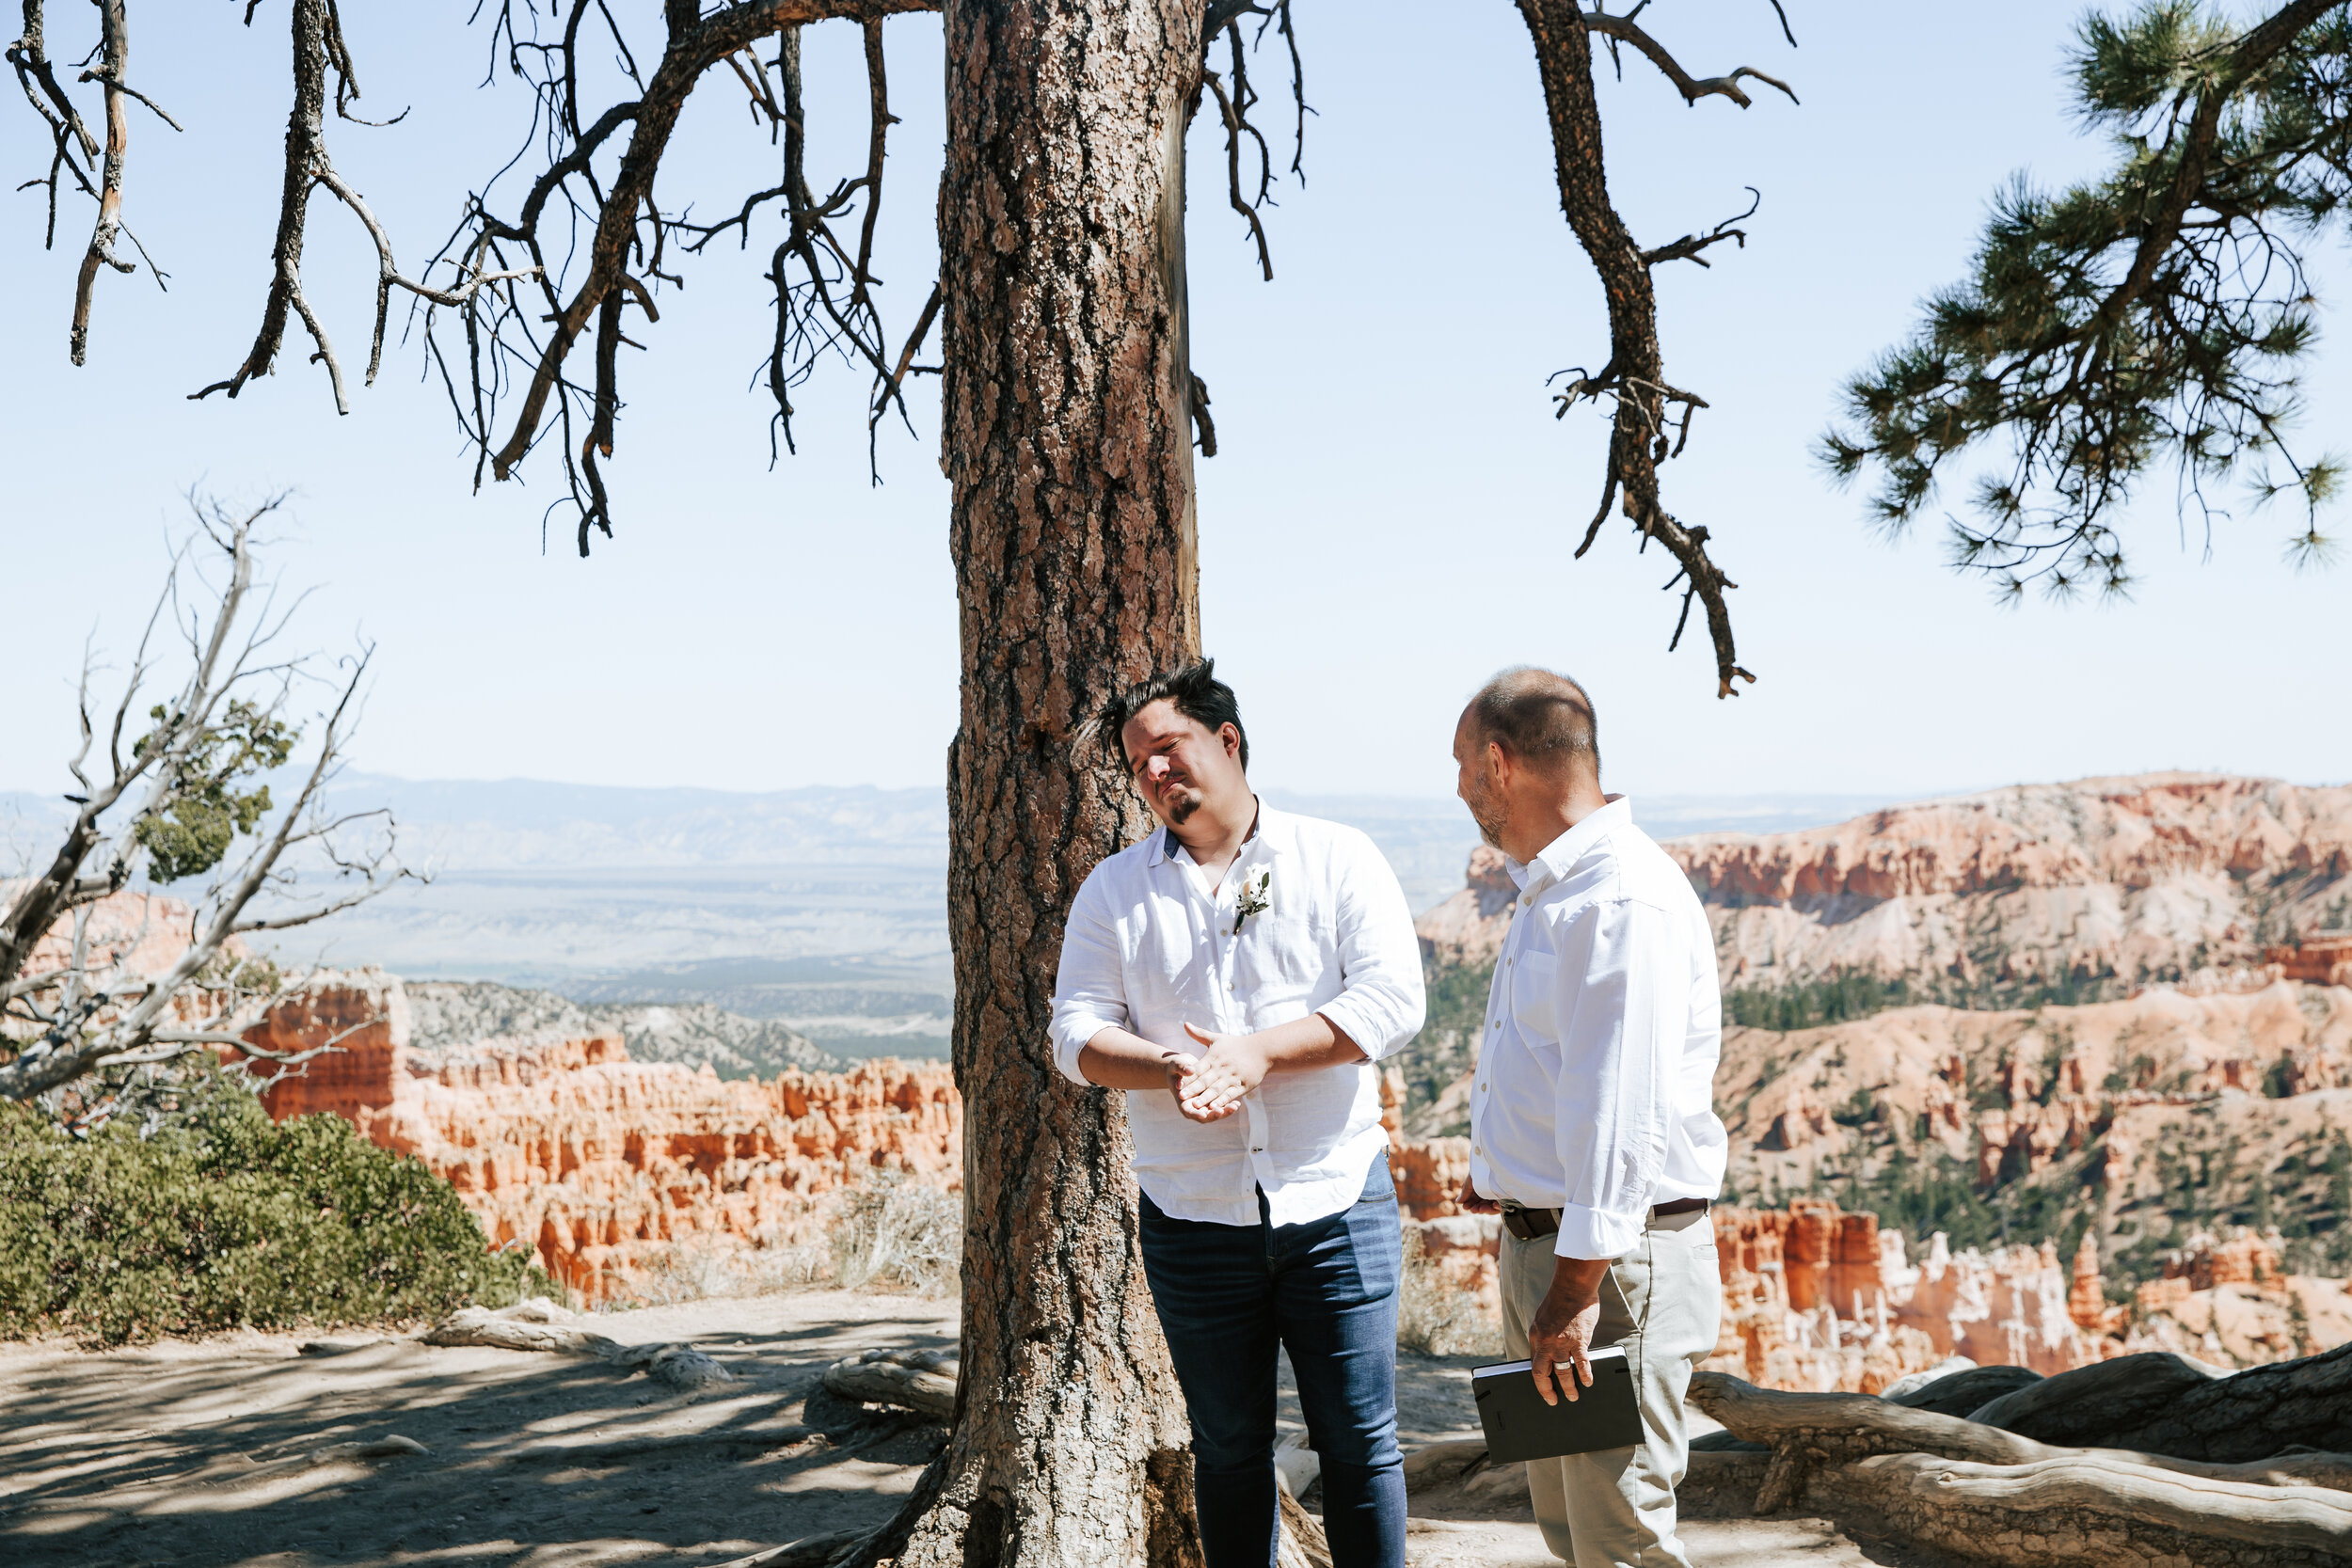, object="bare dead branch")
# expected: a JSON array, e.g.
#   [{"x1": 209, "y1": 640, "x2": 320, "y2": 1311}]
[
  {"x1": 475, "y1": 2, "x2": 940, "y2": 518},
  {"x1": 8, "y1": 2, "x2": 102, "y2": 250},
  {"x1": 193, "y1": 0, "x2": 533, "y2": 413},
  {"x1": 0, "y1": 501, "x2": 411, "y2": 1104},
  {"x1": 69, "y1": 0, "x2": 131, "y2": 366},
  {"x1": 1582, "y1": 7, "x2": 1799, "y2": 109},
  {"x1": 1200, "y1": 61, "x2": 1272, "y2": 281},
  {"x1": 1190, "y1": 371, "x2": 1217, "y2": 457},
  {"x1": 1521, "y1": 0, "x2": 1767, "y2": 696},
  {"x1": 1642, "y1": 186, "x2": 1760, "y2": 268}
]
